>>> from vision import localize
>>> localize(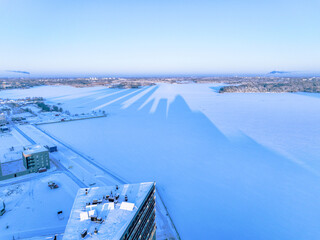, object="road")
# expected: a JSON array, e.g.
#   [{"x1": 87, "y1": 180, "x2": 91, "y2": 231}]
[
  {"x1": 50, "y1": 155, "x2": 87, "y2": 188},
  {"x1": 11, "y1": 123, "x2": 36, "y2": 145}
]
